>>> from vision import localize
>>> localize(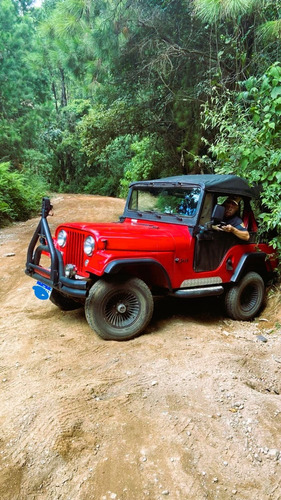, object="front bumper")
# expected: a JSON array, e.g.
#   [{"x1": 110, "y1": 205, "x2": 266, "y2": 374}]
[{"x1": 25, "y1": 199, "x2": 88, "y2": 299}]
